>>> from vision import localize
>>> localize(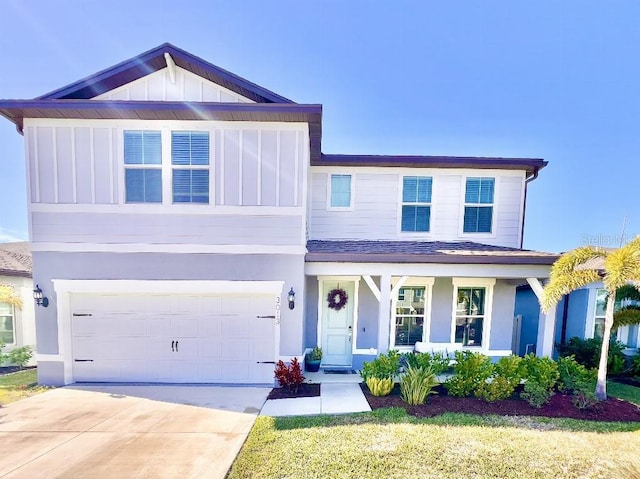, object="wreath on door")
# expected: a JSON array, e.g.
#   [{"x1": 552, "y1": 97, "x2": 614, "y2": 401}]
[{"x1": 327, "y1": 288, "x2": 348, "y2": 311}]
